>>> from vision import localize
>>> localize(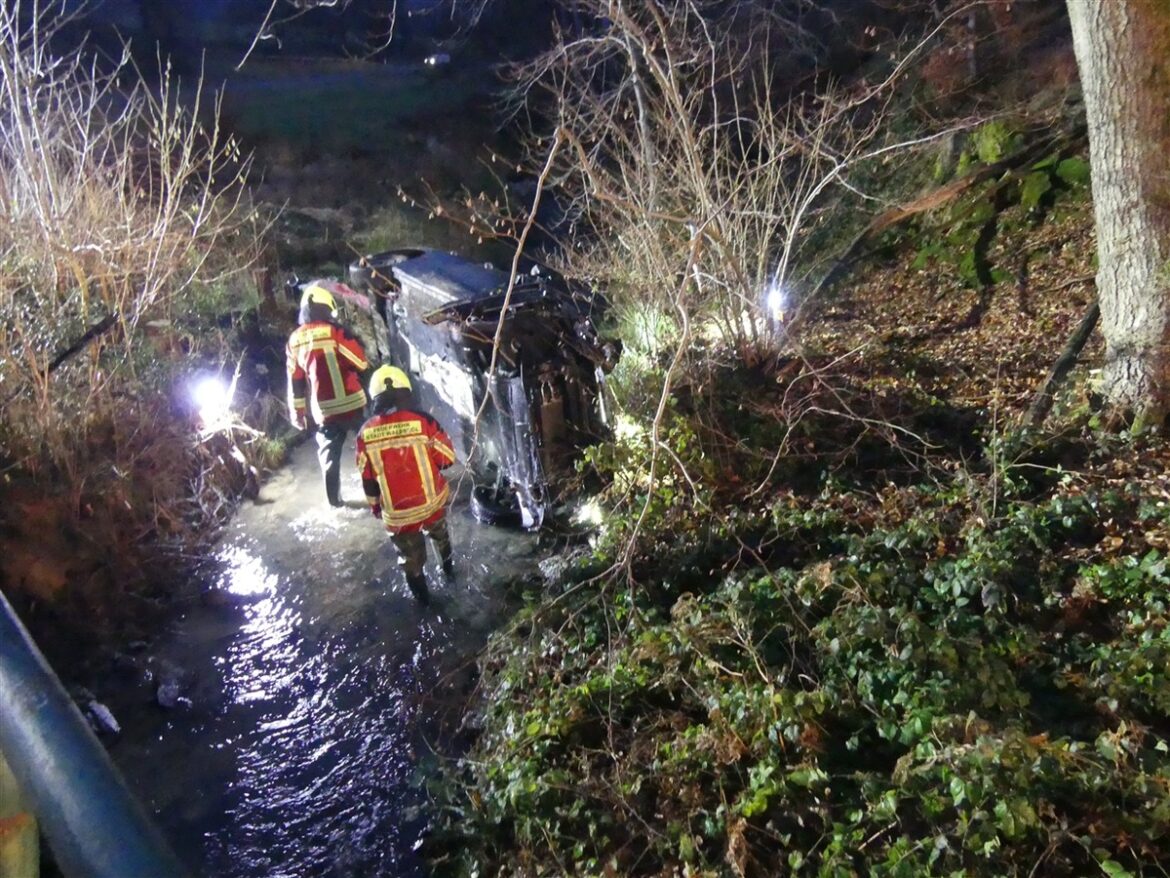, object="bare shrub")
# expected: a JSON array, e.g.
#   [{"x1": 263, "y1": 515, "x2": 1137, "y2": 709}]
[
  {"x1": 0, "y1": 3, "x2": 261, "y2": 557},
  {"x1": 432, "y1": 1, "x2": 984, "y2": 560},
  {"x1": 513, "y1": 3, "x2": 989, "y2": 355}
]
